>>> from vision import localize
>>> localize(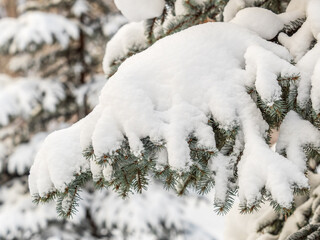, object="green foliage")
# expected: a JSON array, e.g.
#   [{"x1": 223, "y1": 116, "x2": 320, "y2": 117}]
[
  {"x1": 33, "y1": 4, "x2": 320, "y2": 236},
  {"x1": 214, "y1": 190, "x2": 237, "y2": 215},
  {"x1": 287, "y1": 224, "x2": 320, "y2": 240},
  {"x1": 33, "y1": 170, "x2": 92, "y2": 218},
  {"x1": 253, "y1": 0, "x2": 290, "y2": 14},
  {"x1": 88, "y1": 136, "x2": 217, "y2": 198},
  {"x1": 107, "y1": 0, "x2": 229, "y2": 78},
  {"x1": 281, "y1": 18, "x2": 306, "y2": 37},
  {"x1": 247, "y1": 74, "x2": 300, "y2": 128}
]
